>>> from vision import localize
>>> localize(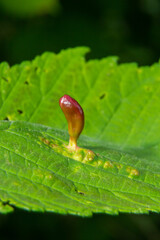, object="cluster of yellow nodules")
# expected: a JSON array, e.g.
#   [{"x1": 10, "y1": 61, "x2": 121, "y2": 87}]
[{"x1": 40, "y1": 136, "x2": 140, "y2": 178}]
